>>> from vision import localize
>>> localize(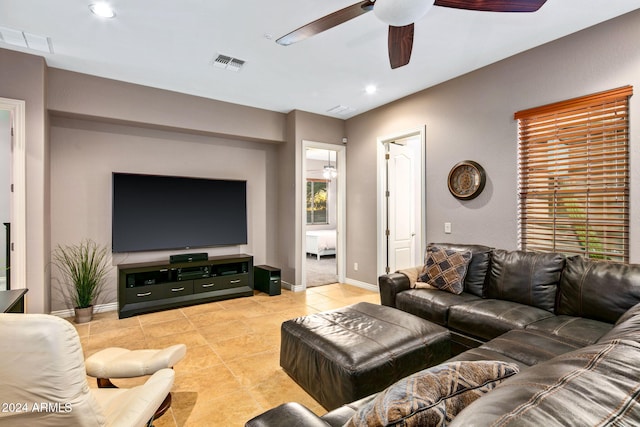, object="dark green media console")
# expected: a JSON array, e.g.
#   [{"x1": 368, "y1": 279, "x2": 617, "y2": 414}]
[{"x1": 118, "y1": 254, "x2": 253, "y2": 318}]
